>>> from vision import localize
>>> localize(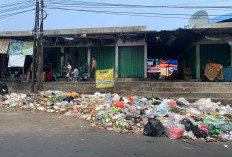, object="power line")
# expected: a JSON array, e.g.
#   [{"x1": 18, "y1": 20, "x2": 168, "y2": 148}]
[
  {"x1": 44, "y1": 0, "x2": 232, "y2": 12},
  {"x1": 44, "y1": 0, "x2": 232, "y2": 9},
  {"x1": 46, "y1": 6, "x2": 190, "y2": 19},
  {"x1": 0, "y1": 4, "x2": 34, "y2": 15},
  {"x1": 174, "y1": 0, "x2": 231, "y2": 6},
  {"x1": 0, "y1": 9, "x2": 35, "y2": 20},
  {"x1": 46, "y1": 6, "x2": 232, "y2": 20},
  {"x1": 43, "y1": 0, "x2": 232, "y2": 13},
  {"x1": 45, "y1": 5, "x2": 232, "y2": 17},
  {"x1": 0, "y1": 0, "x2": 34, "y2": 9}
]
